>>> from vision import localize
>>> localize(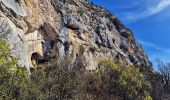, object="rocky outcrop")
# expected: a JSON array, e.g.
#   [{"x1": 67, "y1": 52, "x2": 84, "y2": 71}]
[{"x1": 0, "y1": 0, "x2": 152, "y2": 72}]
